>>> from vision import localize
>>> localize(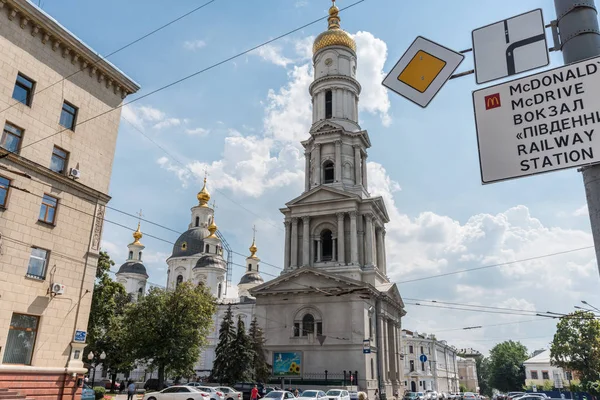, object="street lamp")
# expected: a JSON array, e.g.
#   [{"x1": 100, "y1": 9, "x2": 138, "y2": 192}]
[
  {"x1": 582, "y1": 300, "x2": 600, "y2": 313},
  {"x1": 88, "y1": 351, "x2": 106, "y2": 388}
]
